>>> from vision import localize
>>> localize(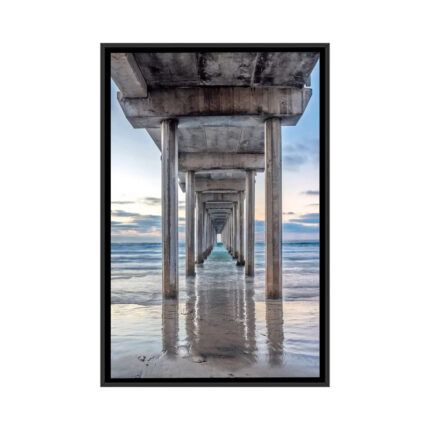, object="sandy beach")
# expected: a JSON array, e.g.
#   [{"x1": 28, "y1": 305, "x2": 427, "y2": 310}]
[{"x1": 111, "y1": 243, "x2": 319, "y2": 378}]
